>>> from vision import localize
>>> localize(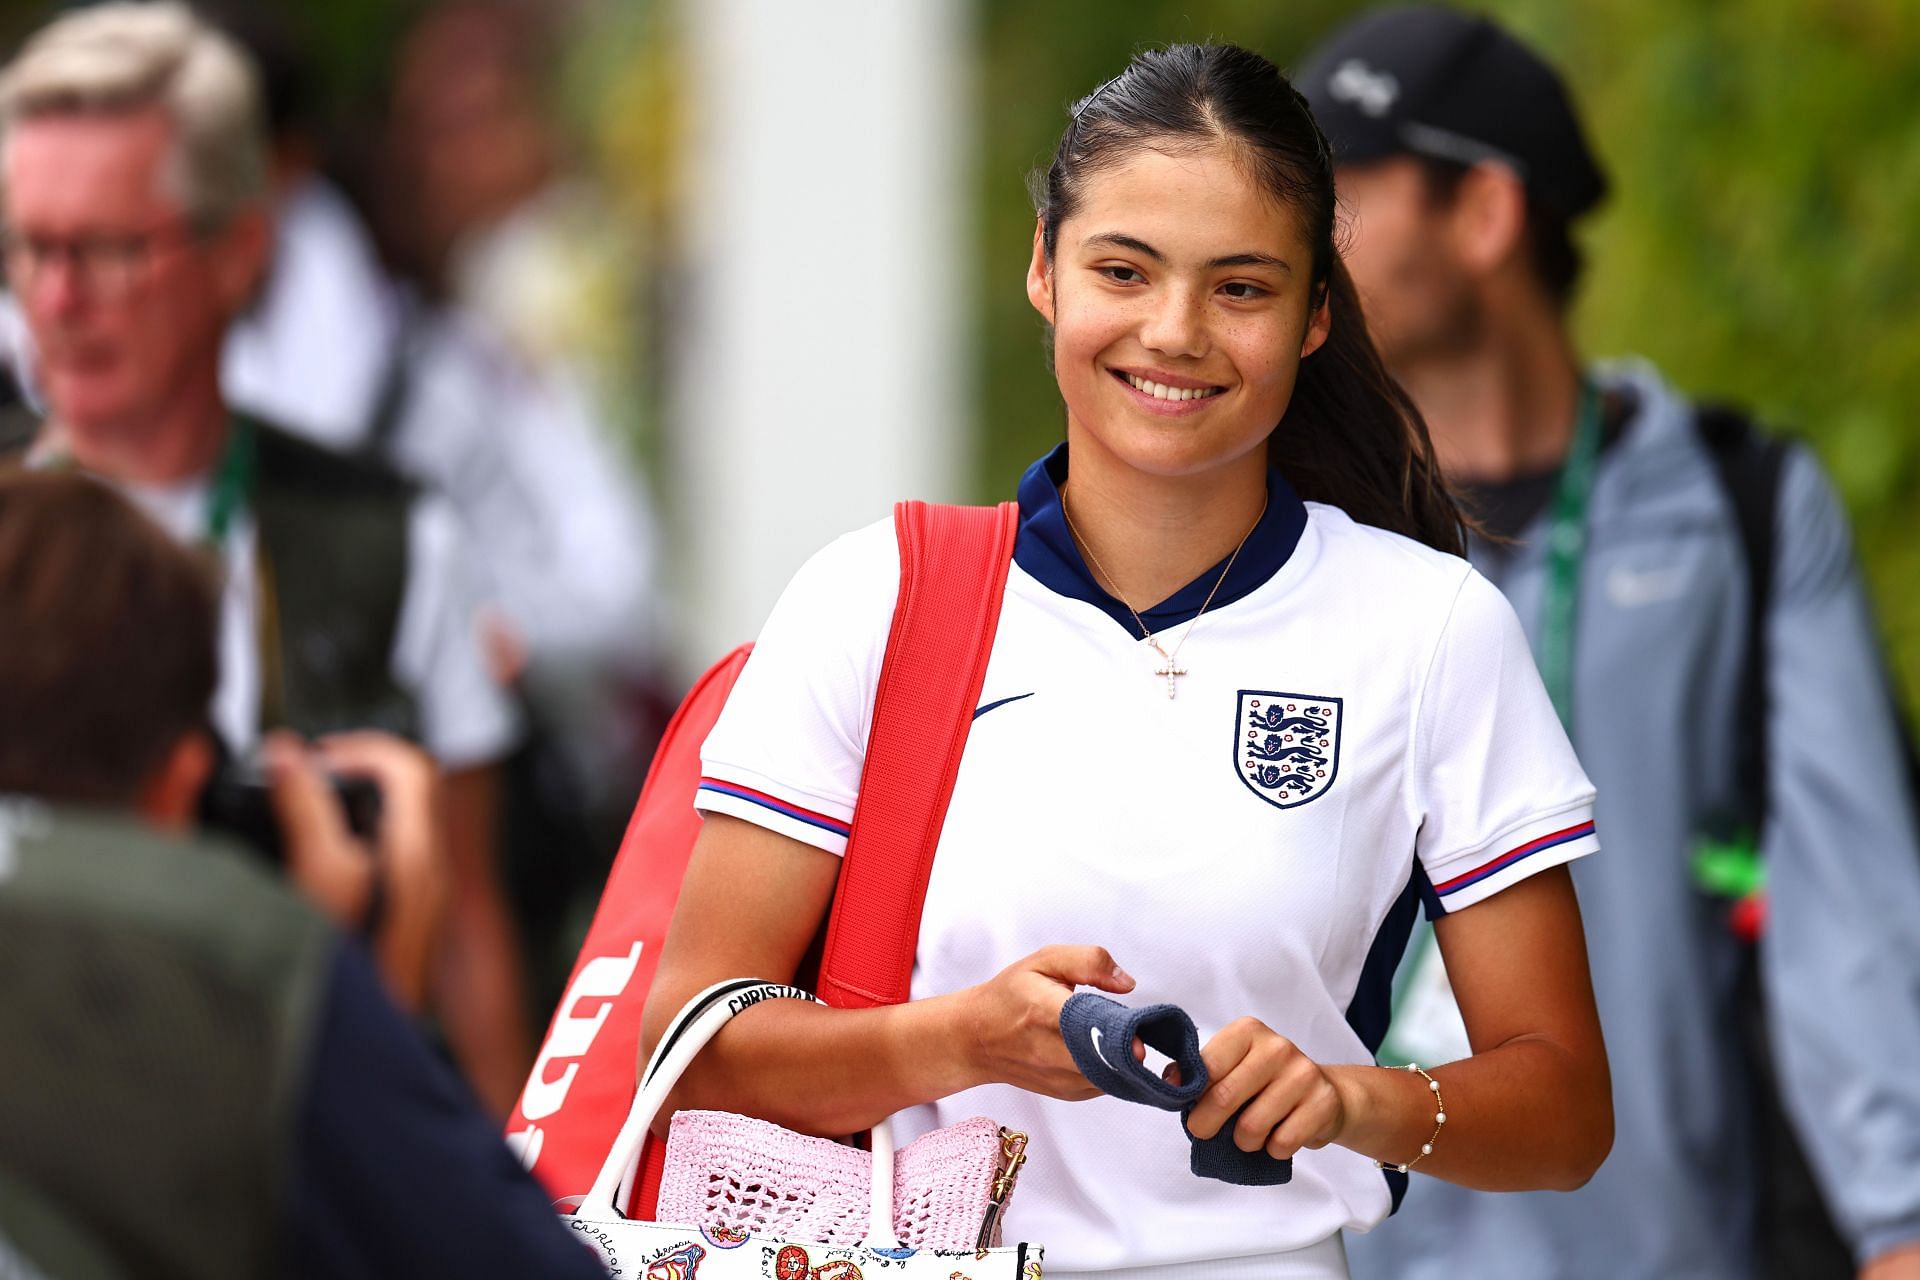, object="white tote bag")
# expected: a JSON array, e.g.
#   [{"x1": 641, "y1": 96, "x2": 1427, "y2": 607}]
[{"x1": 563, "y1": 979, "x2": 1043, "y2": 1279}]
